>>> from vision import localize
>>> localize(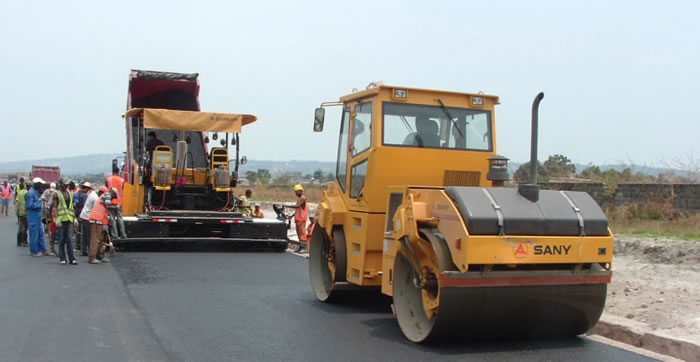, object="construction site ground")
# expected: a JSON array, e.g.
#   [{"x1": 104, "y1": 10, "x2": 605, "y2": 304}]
[
  {"x1": 605, "y1": 236, "x2": 700, "y2": 346},
  {"x1": 0, "y1": 212, "x2": 655, "y2": 361}
]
